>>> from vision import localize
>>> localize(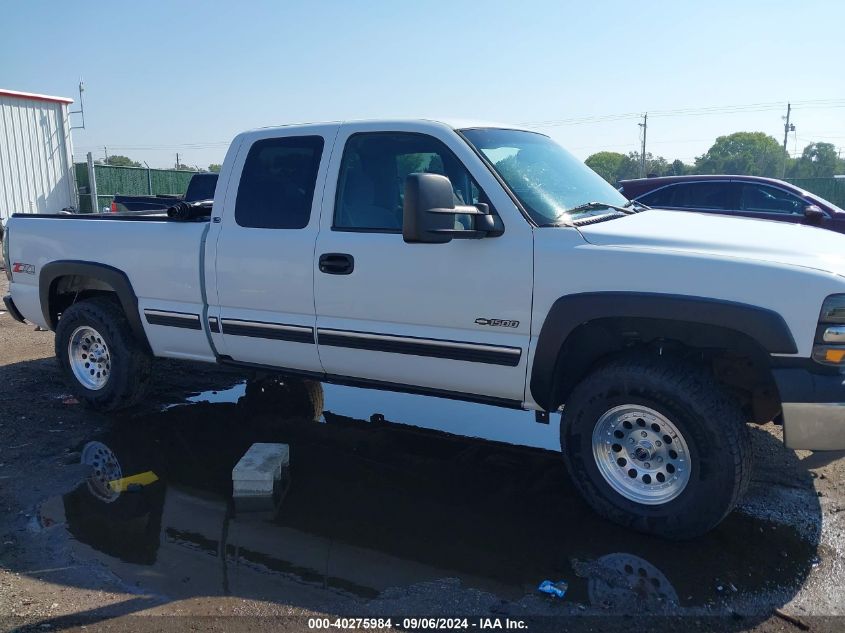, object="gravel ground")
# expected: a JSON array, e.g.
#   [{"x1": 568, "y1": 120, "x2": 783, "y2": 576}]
[{"x1": 2, "y1": 273, "x2": 845, "y2": 633}]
